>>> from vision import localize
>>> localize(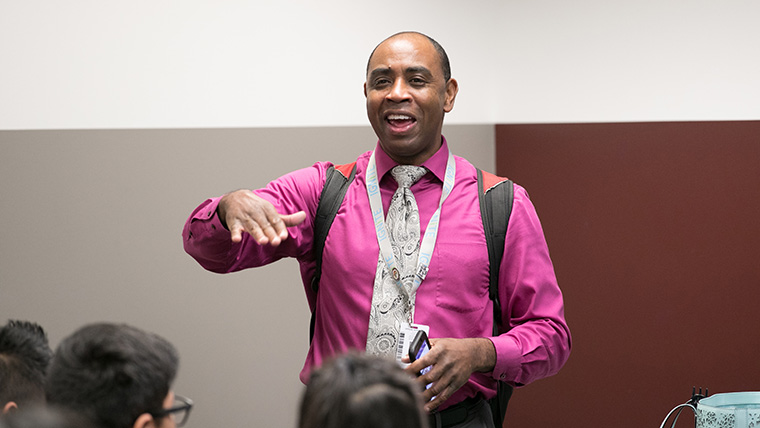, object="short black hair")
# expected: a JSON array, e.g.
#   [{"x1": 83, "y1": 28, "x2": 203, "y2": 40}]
[
  {"x1": 0, "y1": 320, "x2": 53, "y2": 407},
  {"x1": 45, "y1": 323, "x2": 179, "y2": 428},
  {"x1": 366, "y1": 31, "x2": 452, "y2": 82},
  {"x1": 299, "y1": 352, "x2": 428, "y2": 428}
]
